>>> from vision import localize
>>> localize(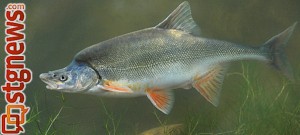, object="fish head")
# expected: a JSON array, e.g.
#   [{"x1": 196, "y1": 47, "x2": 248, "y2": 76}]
[{"x1": 39, "y1": 62, "x2": 99, "y2": 93}]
